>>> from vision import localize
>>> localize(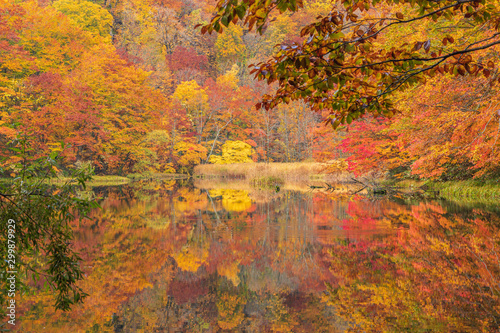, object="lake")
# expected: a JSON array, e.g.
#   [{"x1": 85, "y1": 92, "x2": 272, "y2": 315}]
[{"x1": 18, "y1": 180, "x2": 500, "y2": 332}]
